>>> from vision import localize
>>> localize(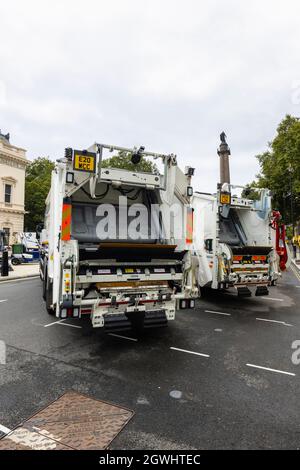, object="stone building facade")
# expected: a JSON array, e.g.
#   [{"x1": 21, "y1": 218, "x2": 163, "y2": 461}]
[{"x1": 0, "y1": 131, "x2": 27, "y2": 245}]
